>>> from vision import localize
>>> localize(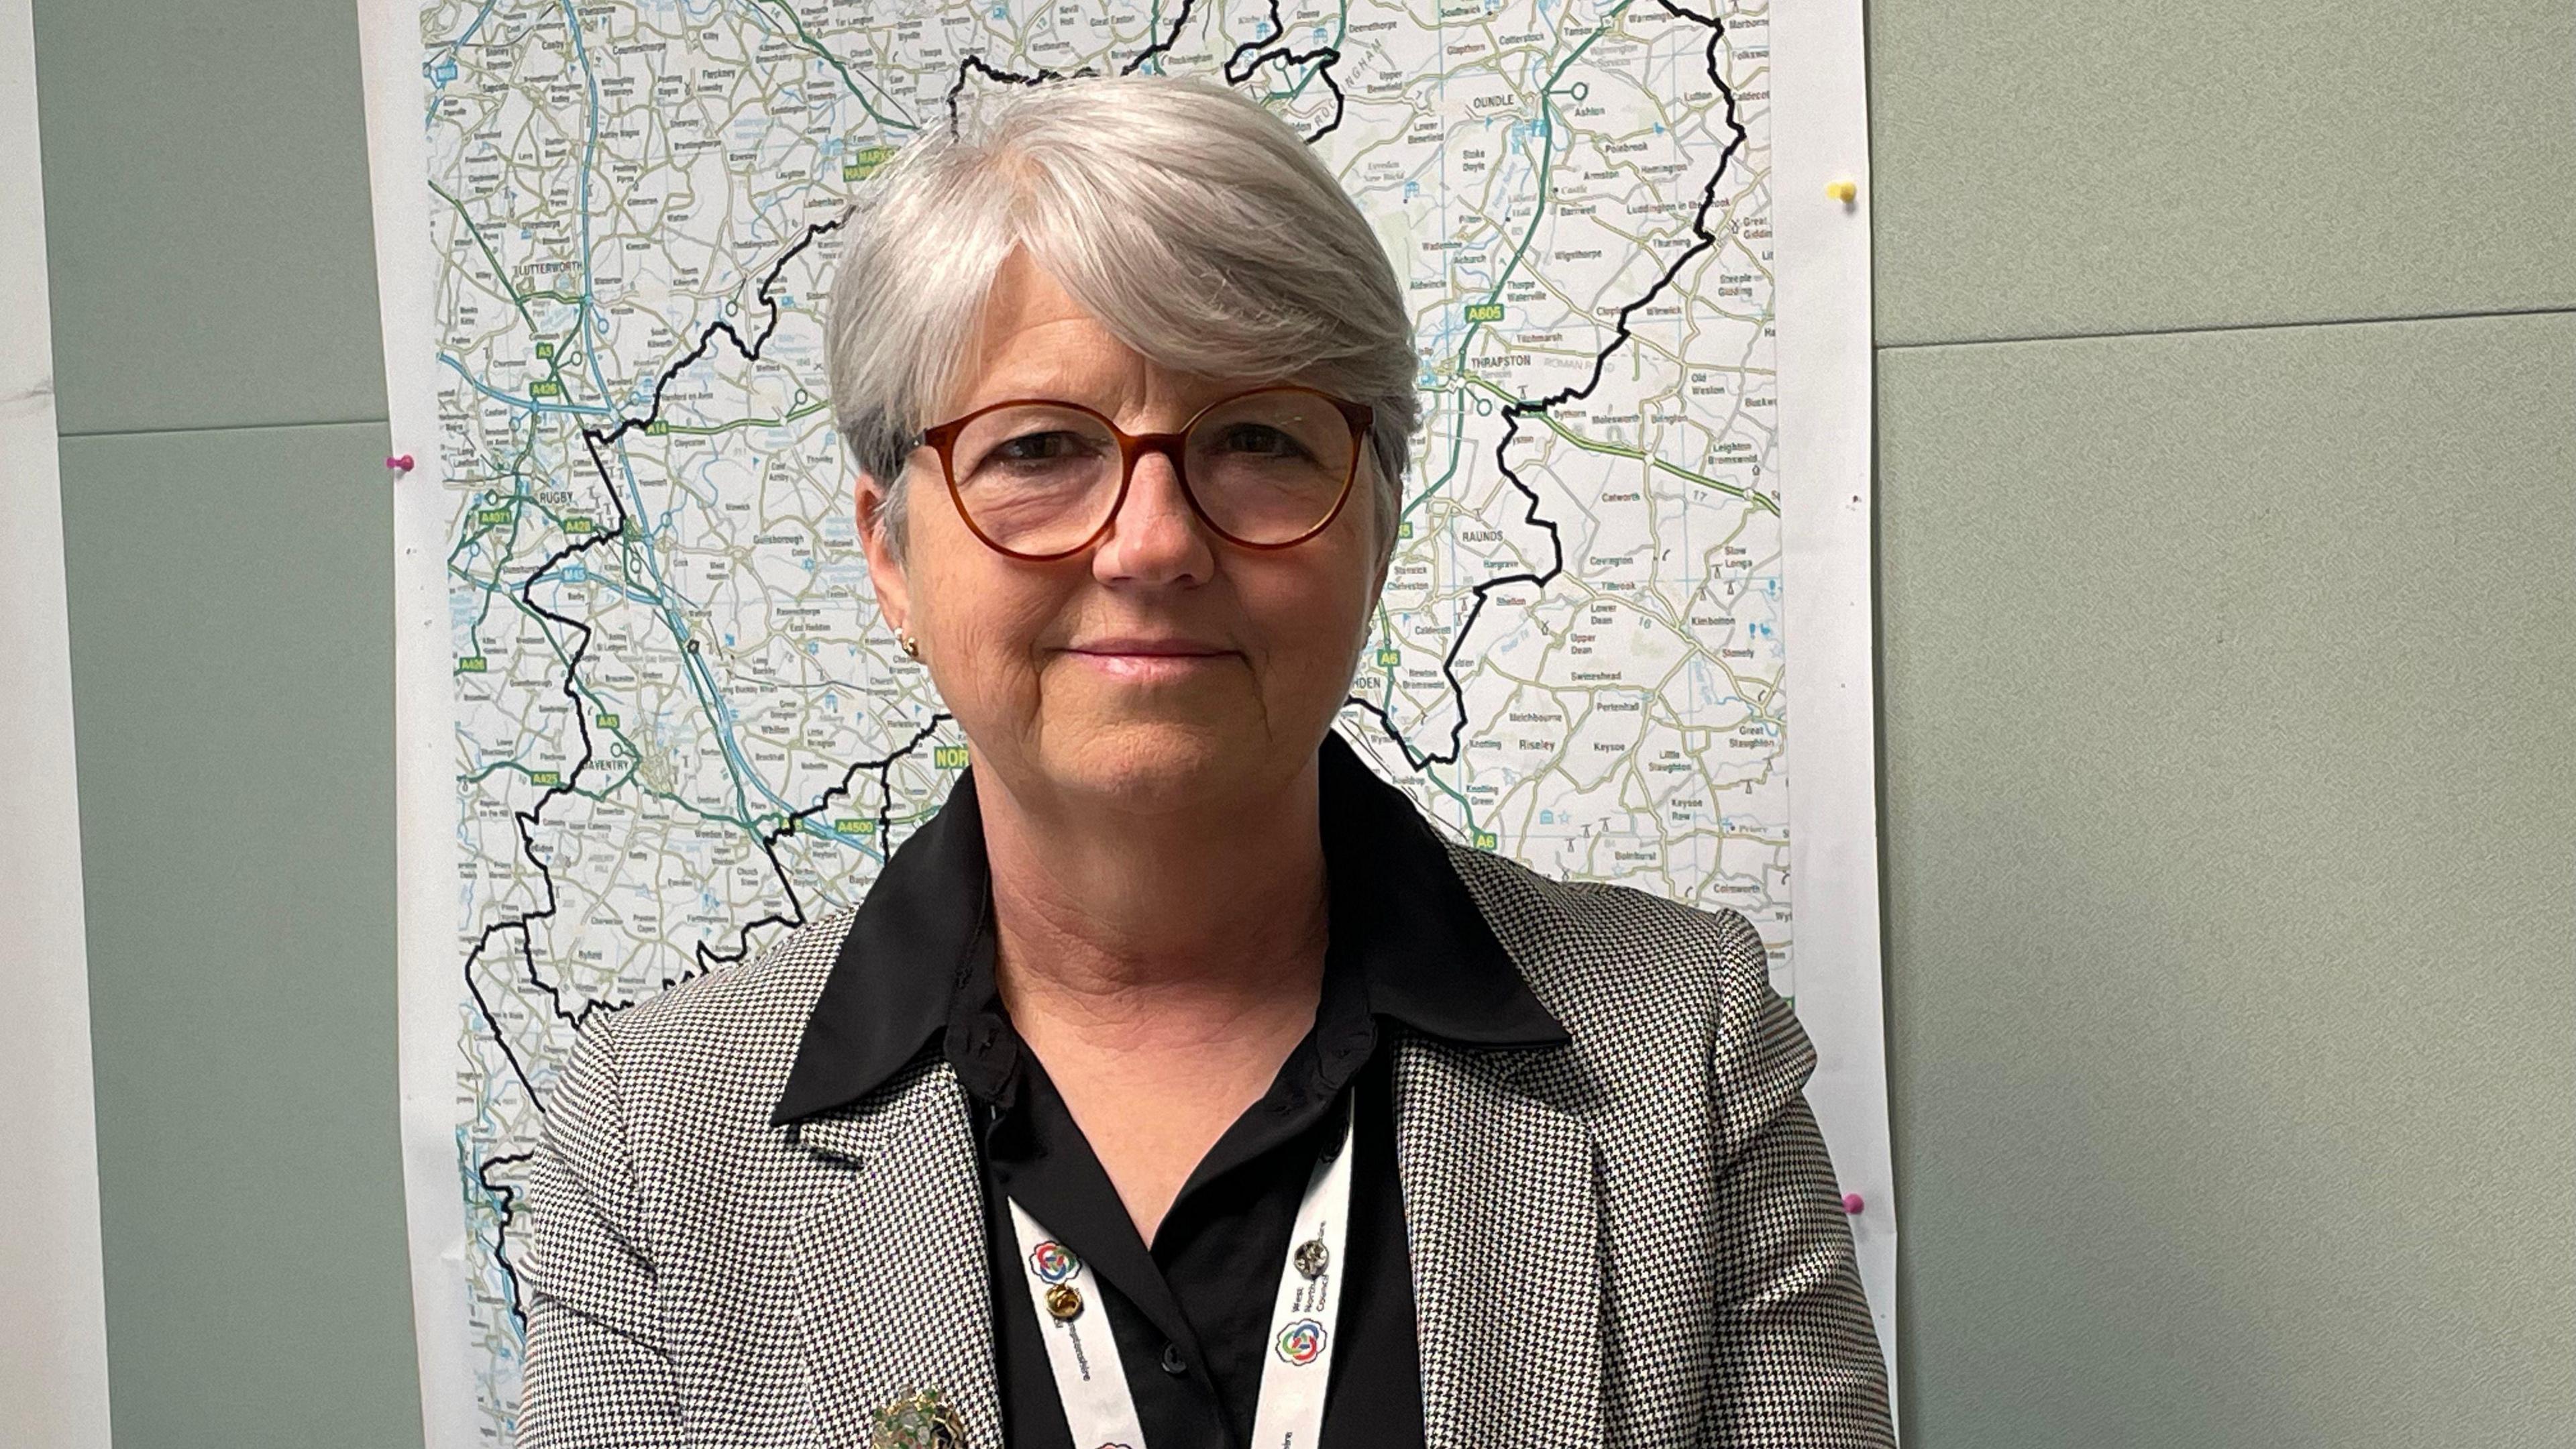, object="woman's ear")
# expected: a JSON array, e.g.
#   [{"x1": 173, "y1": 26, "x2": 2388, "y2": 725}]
[{"x1": 854, "y1": 470, "x2": 912, "y2": 632}]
